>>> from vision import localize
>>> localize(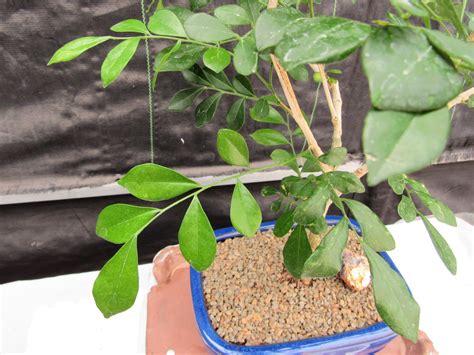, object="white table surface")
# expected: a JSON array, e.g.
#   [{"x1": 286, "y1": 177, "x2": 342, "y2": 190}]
[
  {"x1": 1, "y1": 216, "x2": 473, "y2": 354},
  {"x1": 0, "y1": 264, "x2": 154, "y2": 355}
]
